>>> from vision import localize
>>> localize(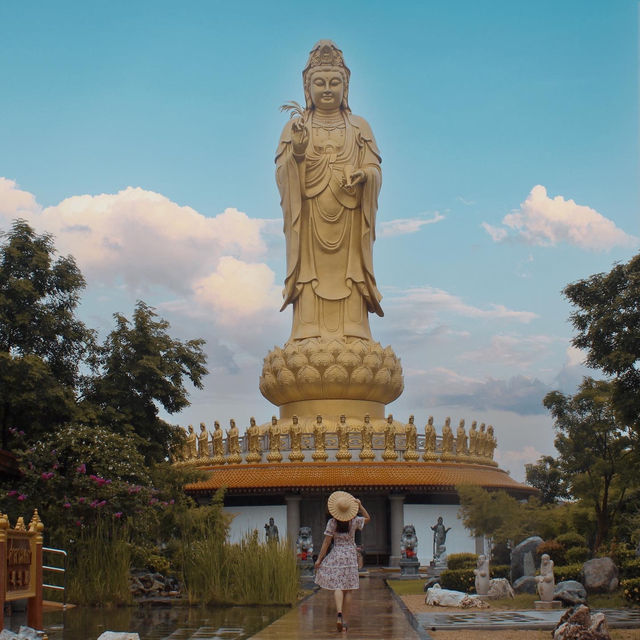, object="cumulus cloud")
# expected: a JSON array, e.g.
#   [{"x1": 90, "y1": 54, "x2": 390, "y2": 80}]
[
  {"x1": 0, "y1": 178, "x2": 39, "y2": 218},
  {"x1": 460, "y1": 334, "x2": 556, "y2": 367},
  {"x1": 379, "y1": 212, "x2": 445, "y2": 238},
  {"x1": 483, "y1": 185, "x2": 637, "y2": 250},
  {"x1": 495, "y1": 445, "x2": 542, "y2": 470}
]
